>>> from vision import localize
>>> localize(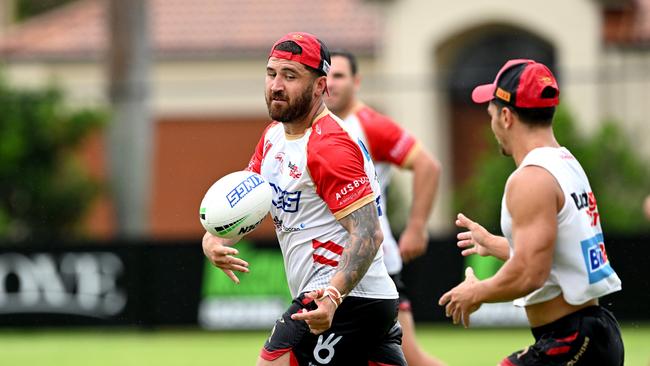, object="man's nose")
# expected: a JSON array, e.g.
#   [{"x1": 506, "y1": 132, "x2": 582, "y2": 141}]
[{"x1": 270, "y1": 77, "x2": 284, "y2": 92}]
